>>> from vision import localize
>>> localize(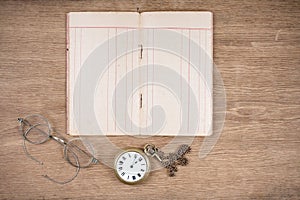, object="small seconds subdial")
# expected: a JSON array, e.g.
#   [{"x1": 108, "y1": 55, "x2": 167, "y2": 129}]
[{"x1": 114, "y1": 149, "x2": 150, "y2": 184}]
